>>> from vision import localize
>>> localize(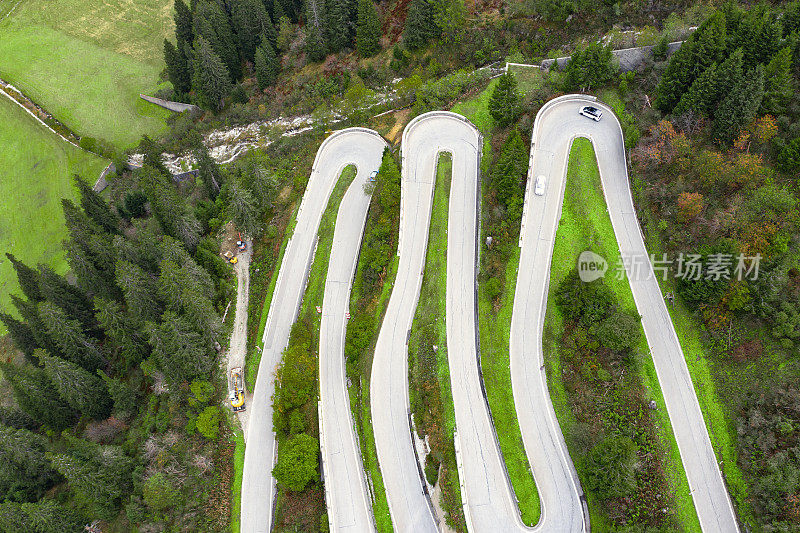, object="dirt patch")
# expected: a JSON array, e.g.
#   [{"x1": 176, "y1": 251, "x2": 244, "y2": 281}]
[
  {"x1": 386, "y1": 108, "x2": 411, "y2": 143},
  {"x1": 219, "y1": 221, "x2": 244, "y2": 259}
]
